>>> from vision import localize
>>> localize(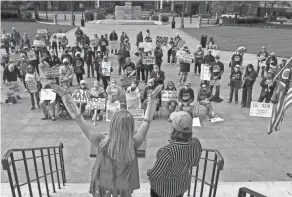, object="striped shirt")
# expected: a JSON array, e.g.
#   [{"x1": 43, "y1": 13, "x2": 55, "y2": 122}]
[{"x1": 147, "y1": 138, "x2": 202, "y2": 197}]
